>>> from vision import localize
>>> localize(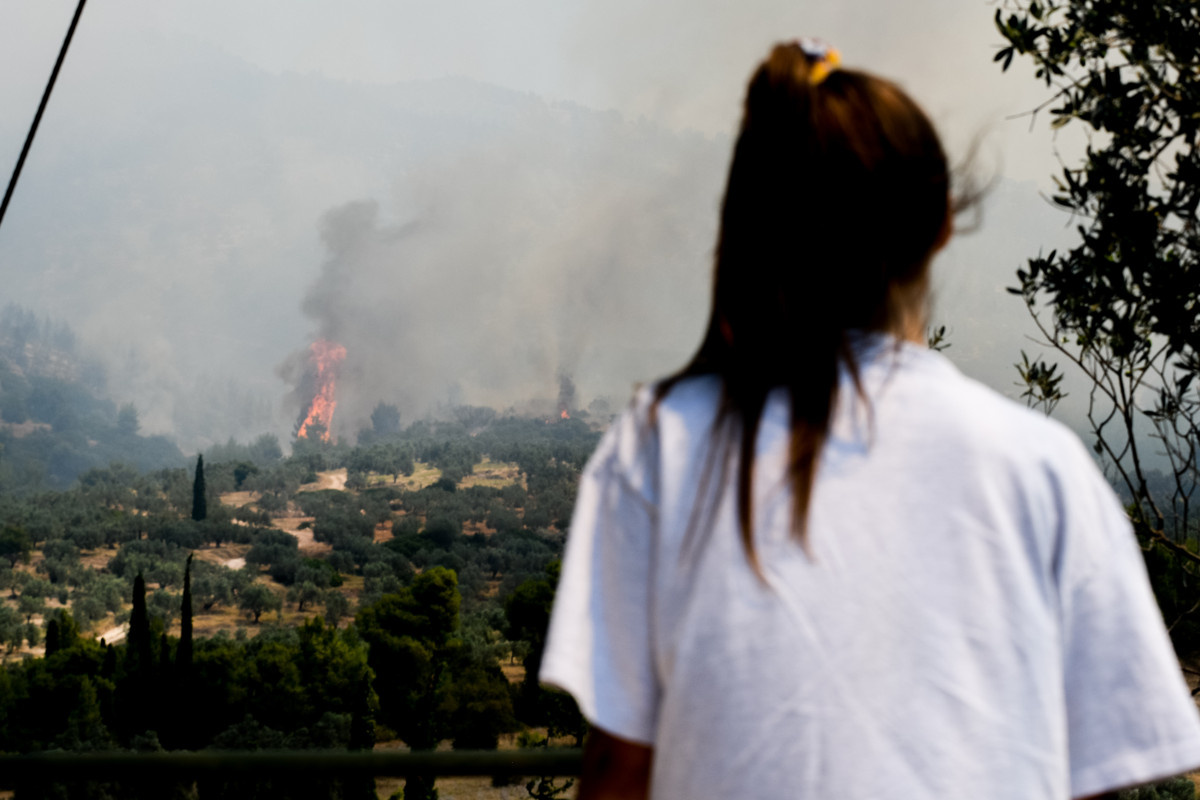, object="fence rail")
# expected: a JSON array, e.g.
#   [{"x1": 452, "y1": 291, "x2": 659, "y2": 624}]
[{"x1": 0, "y1": 748, "x2": 583, "y2": 787}]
